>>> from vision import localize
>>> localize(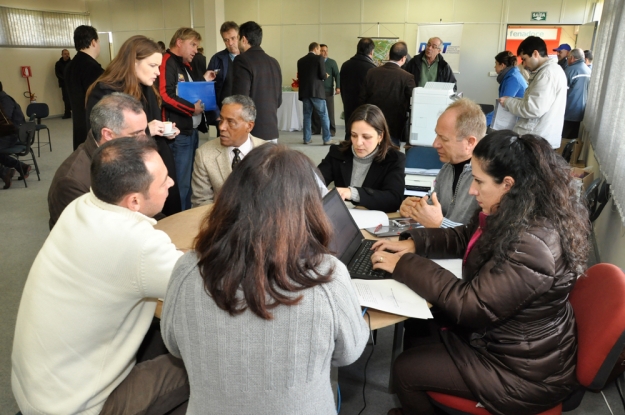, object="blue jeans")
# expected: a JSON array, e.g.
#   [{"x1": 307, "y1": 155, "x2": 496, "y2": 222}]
[
  {"x1": 168, "y1": 129, "x2": 198, "y2": 210},
  {"x1": 303, "y1": 97, "x2": 331, "y2": 143}
]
